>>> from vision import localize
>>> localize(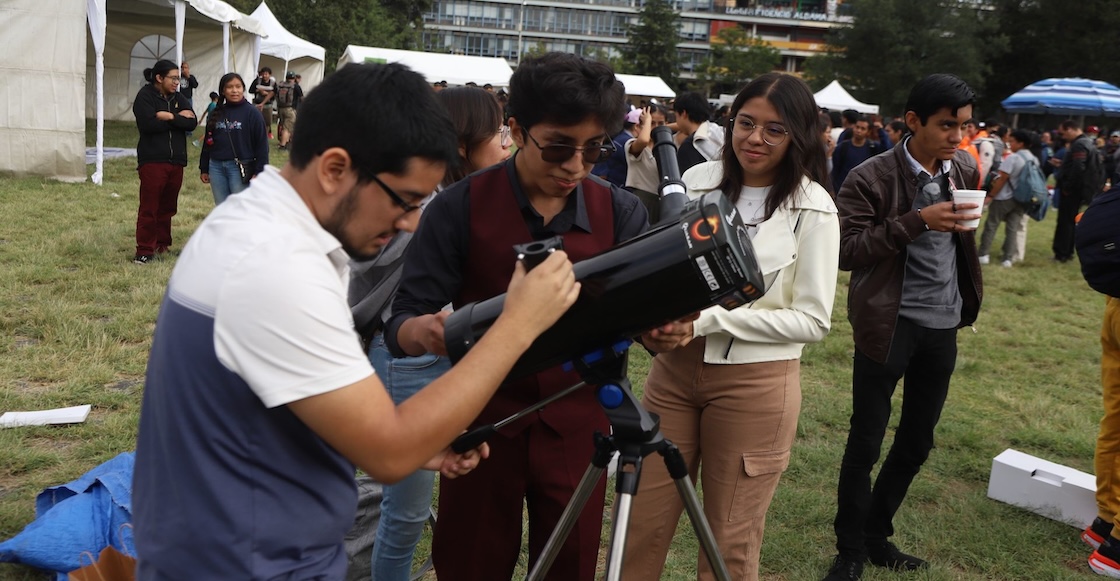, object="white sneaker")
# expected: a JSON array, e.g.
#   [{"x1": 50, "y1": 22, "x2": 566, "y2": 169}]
[
  {"x1": 1001, "y1": 260, "x2": 1013, "y2": 268},
  {"x1": 978, "y1": 255, "x2": 990, "y2": 265}
]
